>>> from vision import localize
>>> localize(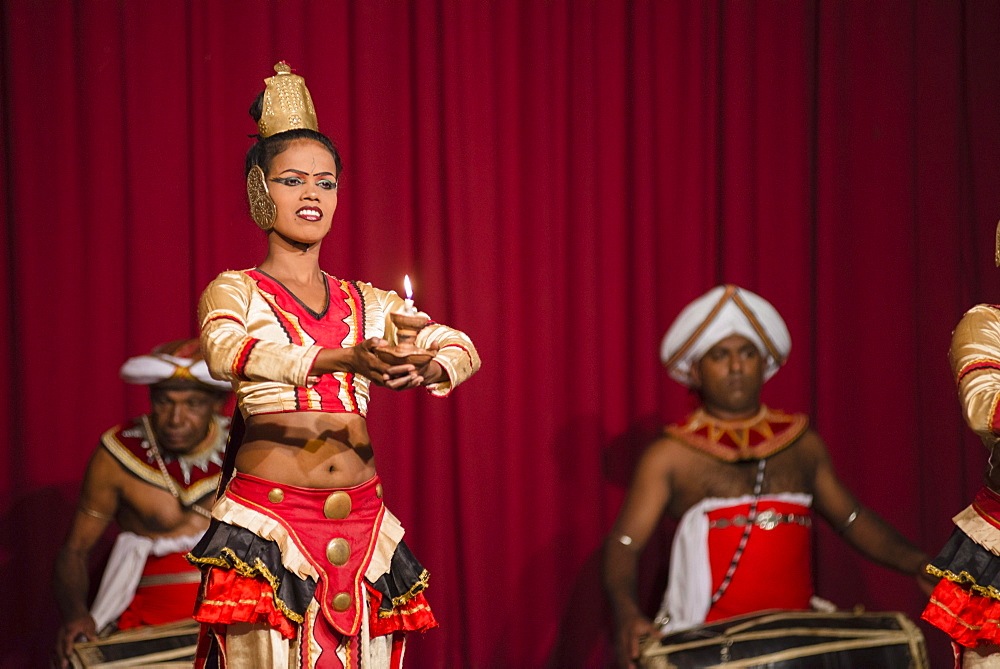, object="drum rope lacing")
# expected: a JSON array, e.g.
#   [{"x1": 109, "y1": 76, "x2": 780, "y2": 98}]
[{"x1": 711, "y1": 458, "x2": 766, "y2": 605}]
